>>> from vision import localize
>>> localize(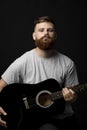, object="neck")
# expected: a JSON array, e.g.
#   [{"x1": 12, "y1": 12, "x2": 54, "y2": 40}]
[{"x1": 34, "y1": 47, "x2": 55, "y2": 58}]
